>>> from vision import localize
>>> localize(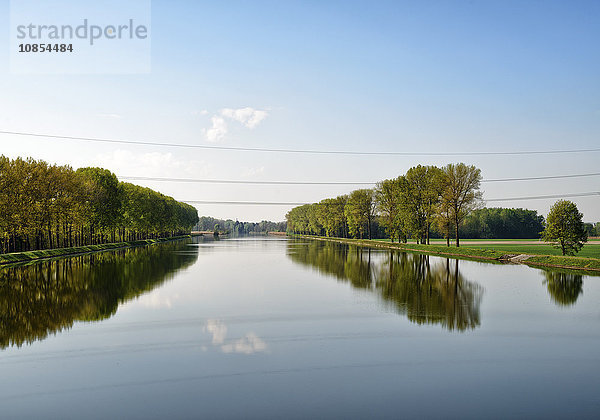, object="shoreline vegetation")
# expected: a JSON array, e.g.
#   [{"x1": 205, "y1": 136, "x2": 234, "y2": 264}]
[
  {"x1": 0, "y1": 234, "x2": 201, "y2": 266},
  {"x1": 0, "y1": 156, "x2": 199, "y2": 254},
  {"x1": 286, "y1": 163, "x2": 597, "y2": 258},
  {"x1": 294, "y1": 235, "x2": 600, "y2": 273}
]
